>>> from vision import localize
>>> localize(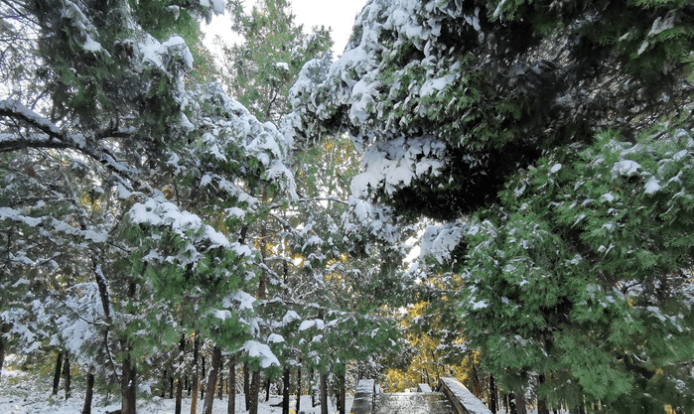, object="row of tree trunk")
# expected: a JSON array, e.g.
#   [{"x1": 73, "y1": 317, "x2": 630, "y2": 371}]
[
  {"x1": 31, "y1": 342, "x2": 347, "y2": 414},
  {"x1": 474, "y1": 371, "x2": 594, "y2": 414}
]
